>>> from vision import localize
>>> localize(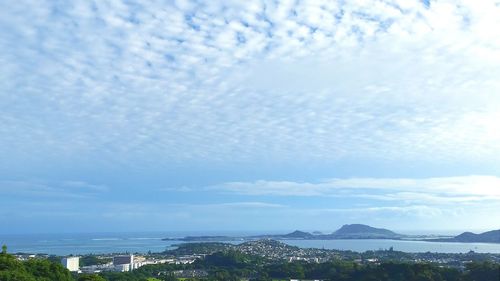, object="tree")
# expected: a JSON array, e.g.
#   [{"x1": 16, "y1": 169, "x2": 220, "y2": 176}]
[
  {"x1": 250, "y1": 272, "x2": 271, "y2": 281},
  {"x1": 161, "y1": 273, "x2": 177, "y2": 281},
  {"x1": 78, "y1": 274, "x2": 106, "y2": 281},
  {"x1": 0, "y1": 270, "x2": 36, "y2": 281},
  {"x1": 2, "y1": 245, "x2": 7, "y2": 254},
  {"x1": 0, "y1": 251, "x2": 25, "y2": 272},
  {"x1": 24, "y1": 258, "x2": 74, "y2": 281},
  {"x1": 0, "y1": 251, "x2": 34, "y2": 281},
  {"x1": 464, "y1": 261, "x2": 500, "y2": 281}
]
